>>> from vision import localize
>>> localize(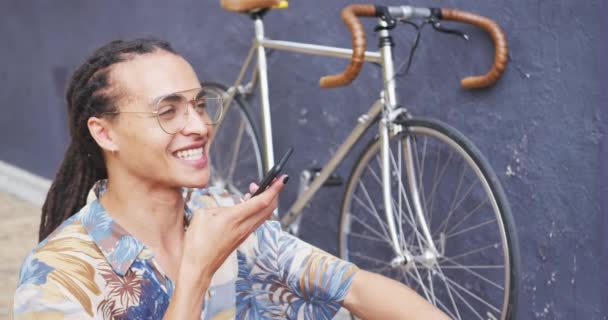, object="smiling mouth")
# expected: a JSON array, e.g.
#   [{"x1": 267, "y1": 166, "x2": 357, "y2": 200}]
[{"x1": 174, "y1": 147, "x2": 204, "y2": 160}]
